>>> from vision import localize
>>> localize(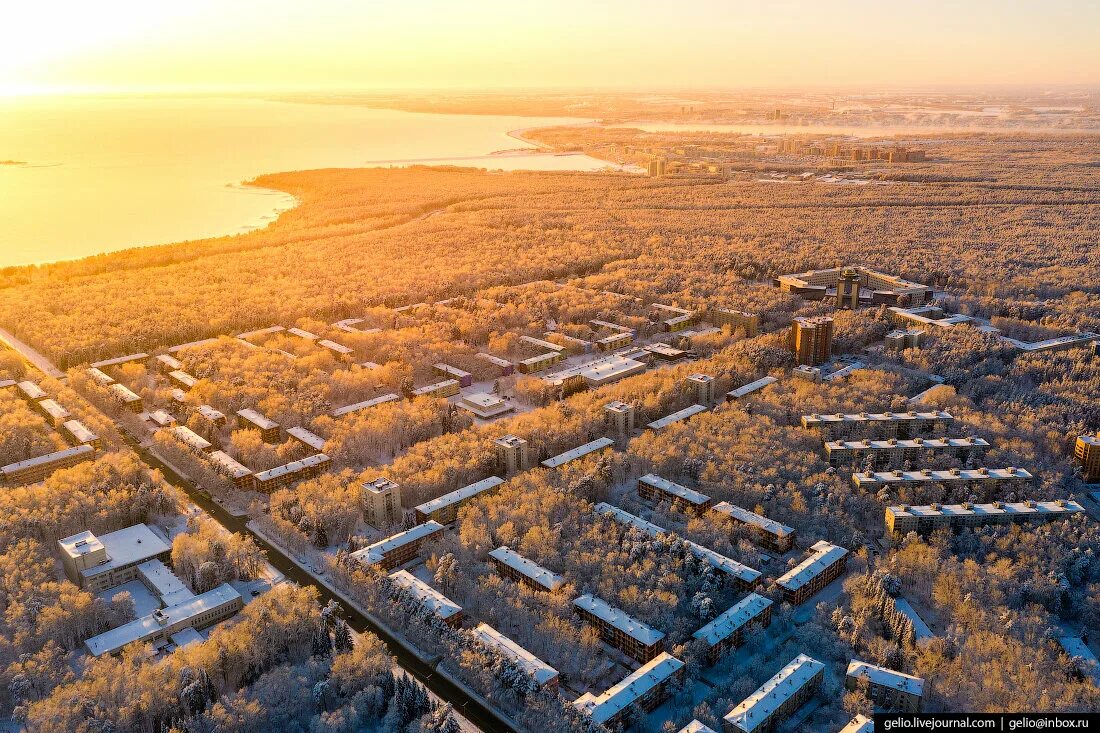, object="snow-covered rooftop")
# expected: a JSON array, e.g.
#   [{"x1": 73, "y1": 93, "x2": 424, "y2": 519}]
[
  {"x1": 846, "y1": 659, "x2": 925, "y2": 697},
  {"x1": 388, "y1": 570, "x2": 461, "y2": 621},
  {"x1": 639, "y1": 473, "x2": 711, "y2": 507},
  {"x1": 541, "y1": 437, "x2": 615, "y2": 468},
  {"x1": 573, "y1": 594, "x2": 664, "y2": 646},
  {"x1": 711, "y1": 502, "x2": 794, "y2": 540},
  {"x1": 417, "y1": 477, "x2": 505, "y2": 517},
  {"x1": 488, "y1": 546, "x2": 564, "y2": 591},
  {"x1": 775, "y1": 541, "x2": 848, "y2": 593},
  {"x1": 331, "y1": 393, "x2": 400, "y2": 417},
  {"x1": 573, "y1": 652, "x2": 683, "y2": 725},
  {"x1": 693, "y1": 593, "x2": 773, "y2": 646},
  {"x1": 471, "y1": 623, "x2": 559, "y2": 686},
  {"x1": 61, "y1": 524, "x2": 170, "y2": 579},
  {"x1": 647, "y1": 404, "x2": 708, "y2": 431},
  {"x1": 352, "y1": 521, "x2": 444, "y2": 565},
  {"x1": 724, "y1": 653, "x2": 824, "y2": 733}
]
